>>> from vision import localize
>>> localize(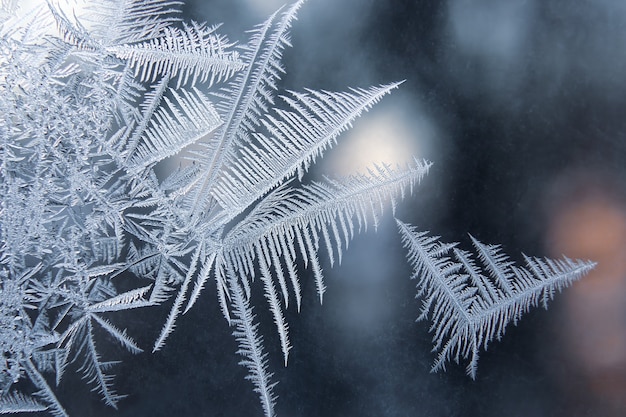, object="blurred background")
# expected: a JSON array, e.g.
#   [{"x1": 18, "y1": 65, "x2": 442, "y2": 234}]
[{"x1": 59, "y1": 0, "x2": 626, "y2": 416}]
